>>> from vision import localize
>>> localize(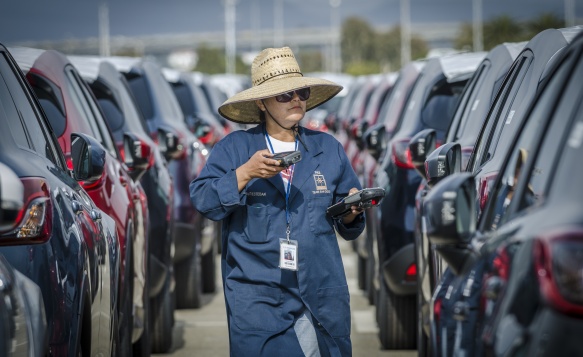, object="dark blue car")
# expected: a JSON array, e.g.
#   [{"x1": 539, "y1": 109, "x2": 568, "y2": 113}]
[{"x1": 0, "y1": 43, "x2": 120, "y2": 356}]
